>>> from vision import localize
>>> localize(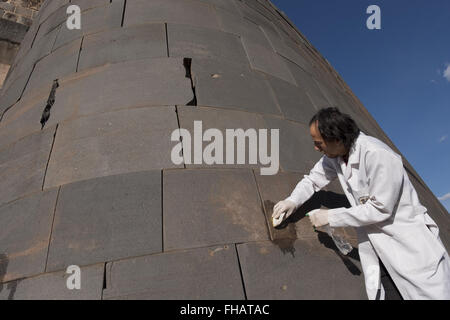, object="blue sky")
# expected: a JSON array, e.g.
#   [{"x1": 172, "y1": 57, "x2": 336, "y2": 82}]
[{"x1": 272, "y1": 0, "x2": 450, "y2": 212}]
